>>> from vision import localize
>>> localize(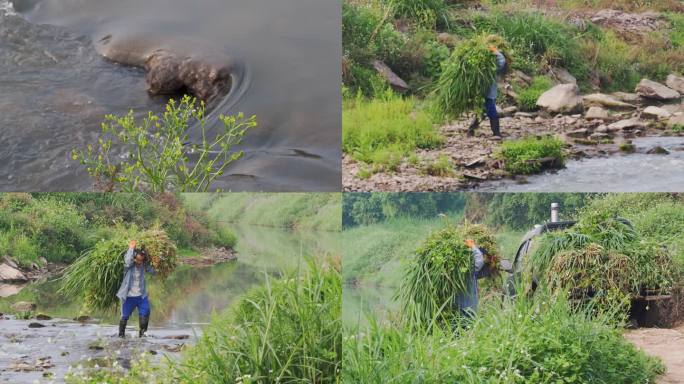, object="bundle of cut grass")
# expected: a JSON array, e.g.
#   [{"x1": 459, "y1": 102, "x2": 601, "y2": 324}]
[
  {"x1": 399, "y1": 222, "x2": 499, "y2": 325},
  {"x1": 59, "y1": 226, "x2": 177, "y2": 311},
  {"x1": 432, "y1": 35, "x2": 497, "y2": 120}
]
